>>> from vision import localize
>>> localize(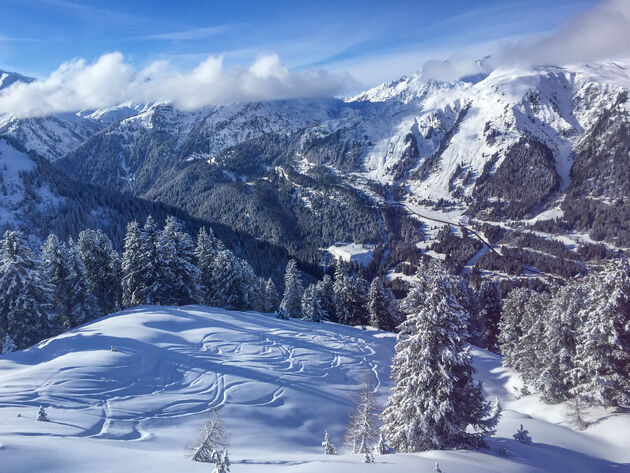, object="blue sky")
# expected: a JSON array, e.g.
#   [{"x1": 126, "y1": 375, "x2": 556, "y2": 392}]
[{"x1": 0, "y1": 0, "x2": 599, "y2": 82}]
